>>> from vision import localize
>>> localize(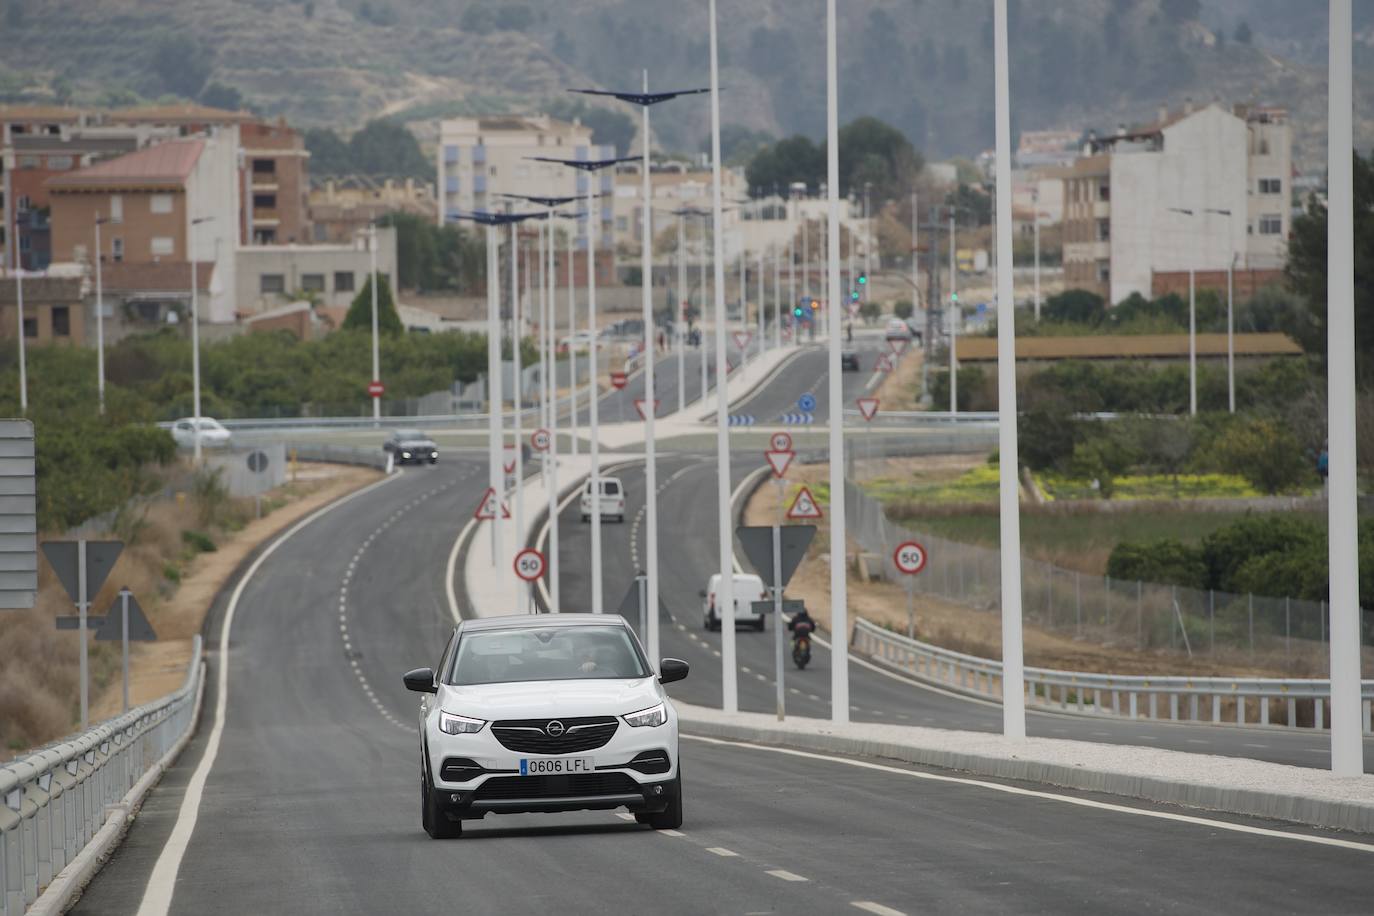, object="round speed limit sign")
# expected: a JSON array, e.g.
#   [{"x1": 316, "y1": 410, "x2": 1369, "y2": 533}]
[
  {"x1": 770, "y1": 431, "x2": 793, "y2": 452},
  {"x1": 893, "y1": 541, "x2": 927, "y2": 576},
  {"x1": 513, "y1": 548, "x2": 546, "y2": 581},
  {"x1": 531, "y1": 428, "x2": 551, "y2": 452}
]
